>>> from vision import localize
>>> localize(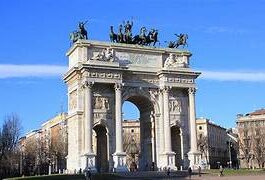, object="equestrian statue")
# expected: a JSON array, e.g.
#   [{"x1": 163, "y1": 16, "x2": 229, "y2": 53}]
[
  {"x1": 70, "y1": 21, "x2": 88, "y2": 44},
  {"x1": 167, "y1": 33, "x2": 188, "y2": 48}
]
